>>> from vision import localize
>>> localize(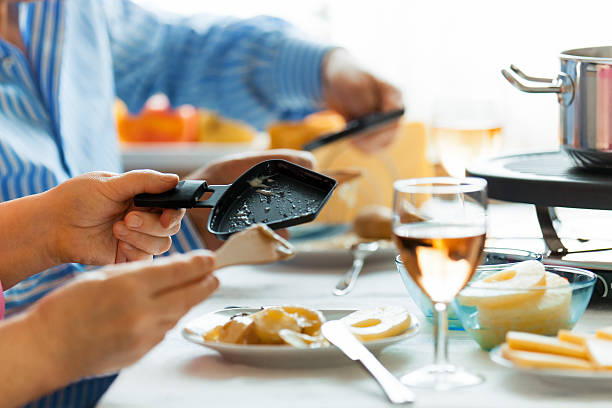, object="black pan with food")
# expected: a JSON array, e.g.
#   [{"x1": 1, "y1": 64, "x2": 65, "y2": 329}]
[{"x1": 134, "y1": 160, "x2": 337, "y2": 239}]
